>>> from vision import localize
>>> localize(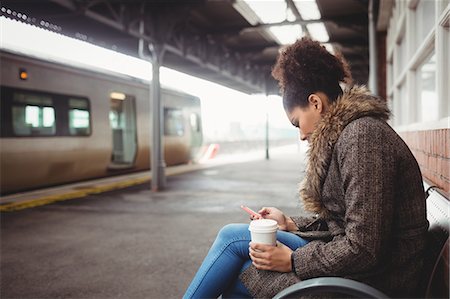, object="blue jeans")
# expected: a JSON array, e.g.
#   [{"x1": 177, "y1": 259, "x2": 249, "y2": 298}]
[{"x1": 183, "y1": 223, "x2": 309, "y2": 299}]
